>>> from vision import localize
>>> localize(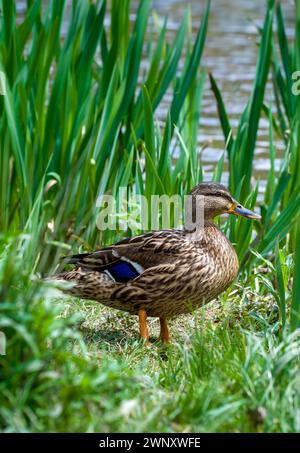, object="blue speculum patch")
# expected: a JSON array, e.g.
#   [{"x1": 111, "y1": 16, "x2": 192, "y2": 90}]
[{"x1": 105, "y1": 261, "x2": 140, "y2": 283}]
